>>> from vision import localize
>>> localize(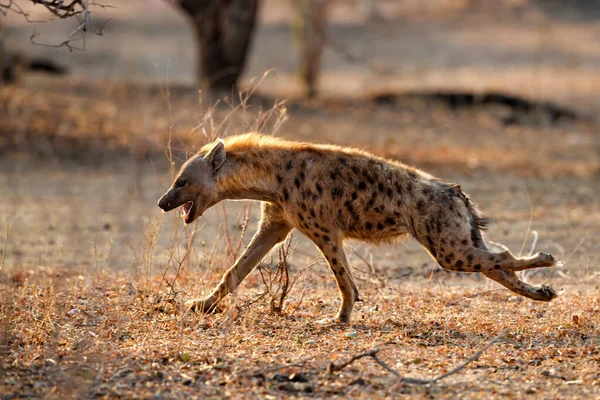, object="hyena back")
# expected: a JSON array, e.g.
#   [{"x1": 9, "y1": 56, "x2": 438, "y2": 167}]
[{"x1": 158, "y1": 133, "x2": 557, "y2": 323}]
